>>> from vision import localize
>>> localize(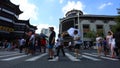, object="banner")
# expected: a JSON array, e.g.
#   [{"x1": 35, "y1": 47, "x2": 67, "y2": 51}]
[{"x1": 0, "y1": 26, "x2": 14, "y2": 32}]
